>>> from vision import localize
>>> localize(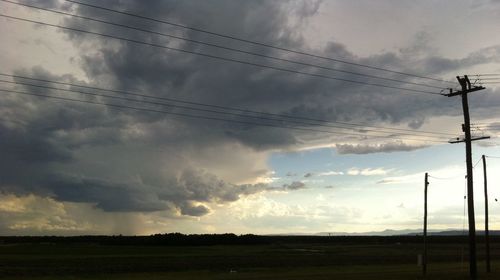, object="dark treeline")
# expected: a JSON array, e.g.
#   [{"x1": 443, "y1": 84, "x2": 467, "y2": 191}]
[{"x1": 1, "y1": 233, "x2": 499, "y2": 246}]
